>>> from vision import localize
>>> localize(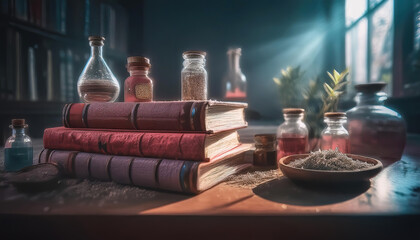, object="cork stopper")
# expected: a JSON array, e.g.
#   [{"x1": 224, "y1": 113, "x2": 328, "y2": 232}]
[
  {"x1": 183, "y1": 50, "x2": 206, "y2": 58},
  {"x1": 88, "y1": 36, "x2": 105, "y2": 46},
  {"x1": 324, "y1": 112, "x2": 346, "y2": 118},
  {"x1": 11, "y1": 119, "x2": 27, "y2": 128},
  {"x1": 126, "y1": 56, "x2": 151, "y2": 70},
  {"x1": 254, "y1": 134, "x2": 276, "y2": 145},
  {"x1": 283, "y1": 108, "x2": 305, "y2": 114},
  {"x1": 355, "y1": 82, "x2": 387, "y2": 94}
]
